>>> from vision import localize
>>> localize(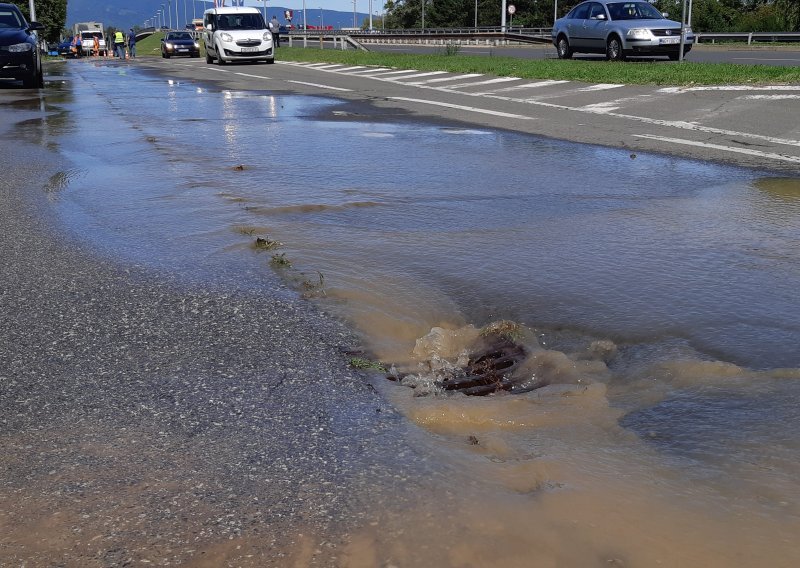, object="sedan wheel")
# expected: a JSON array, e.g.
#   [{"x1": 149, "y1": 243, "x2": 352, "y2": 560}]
[
  {"x1": 556, "y1": 36, "x2": 572, "y2": 60},
  {"x1": 606, "y1": 36, "x2": 625, "y2": 61}
]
